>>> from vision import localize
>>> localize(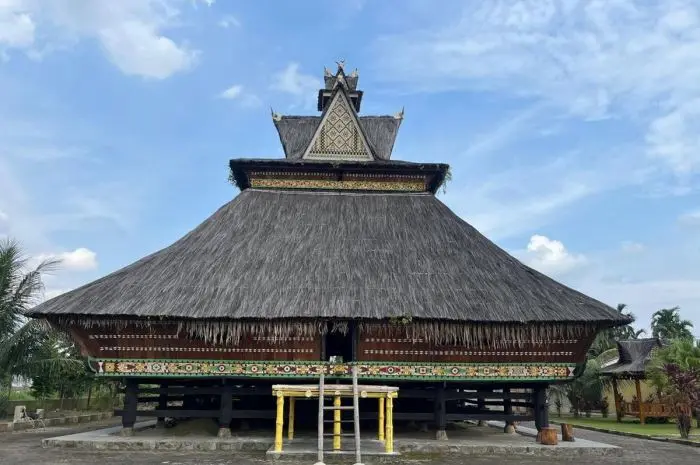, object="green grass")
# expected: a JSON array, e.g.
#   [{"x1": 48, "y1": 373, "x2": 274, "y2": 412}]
[{"x1": 551, "y1": 415, "x2": 699, "y2": 440}]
